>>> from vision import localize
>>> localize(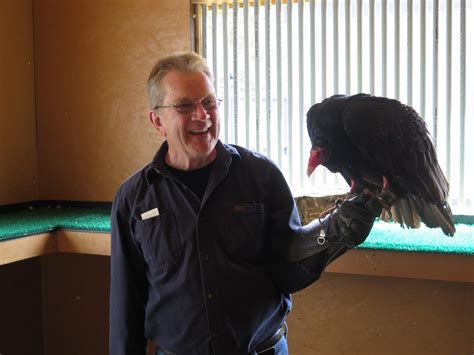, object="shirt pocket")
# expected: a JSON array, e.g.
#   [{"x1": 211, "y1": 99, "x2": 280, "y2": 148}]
[
  {"x1": 225, "y1": 203, "x2": 266, "y2": 260},
  {"x1": 135, "y1": 213, "x2": 181, "y2": 267}
]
